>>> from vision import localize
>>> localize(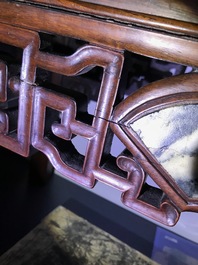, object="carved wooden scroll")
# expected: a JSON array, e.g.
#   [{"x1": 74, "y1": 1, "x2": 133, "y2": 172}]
[
  {"x1": 111, "y1": 73, "x2": 198, "y2": 225},
  {"x1": 0, "y1": 23, "x2": 198, "y2": 226}
]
